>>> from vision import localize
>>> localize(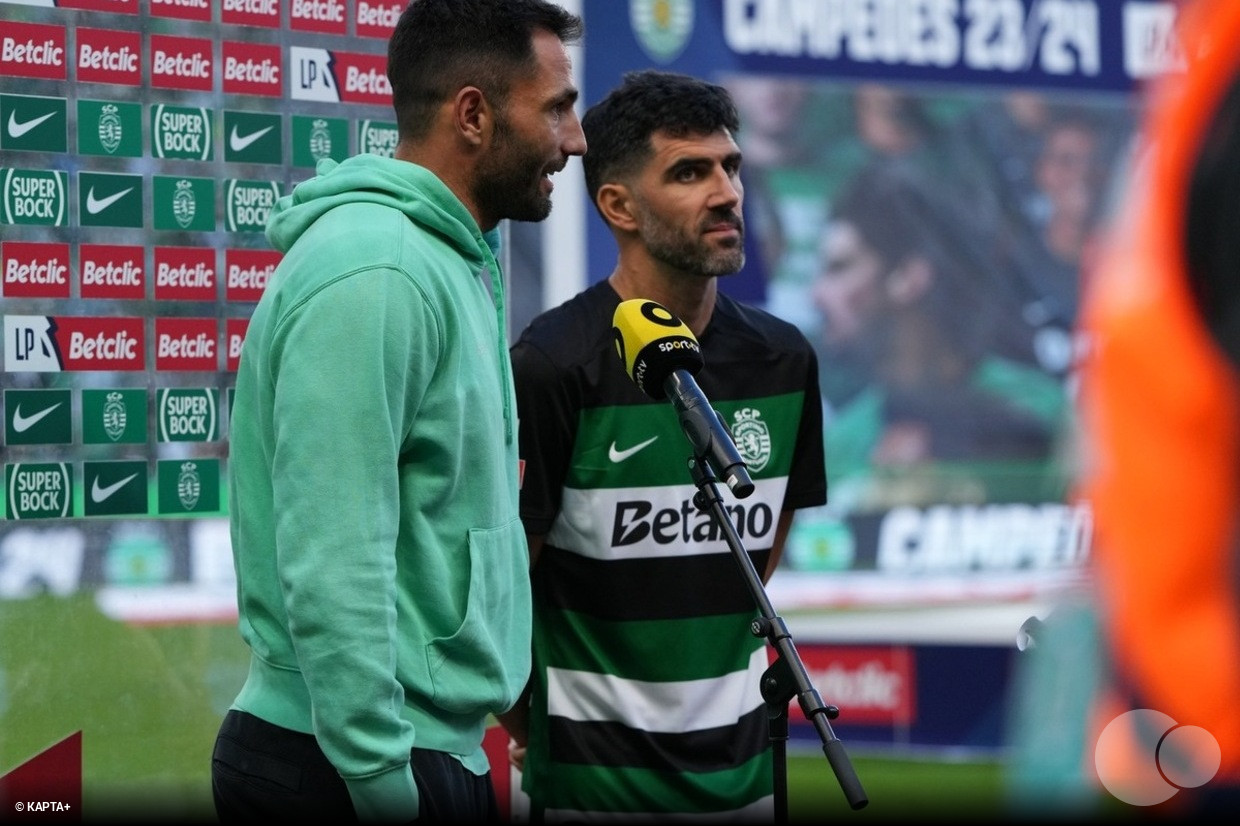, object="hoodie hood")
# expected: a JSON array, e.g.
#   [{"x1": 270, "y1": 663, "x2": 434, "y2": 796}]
[
  {"x1": 267, "y1": 155, "x2": 501, "y2": 266},
  {"x1": 265, "y1": 154, "x2": 513, "y2": 442}
]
